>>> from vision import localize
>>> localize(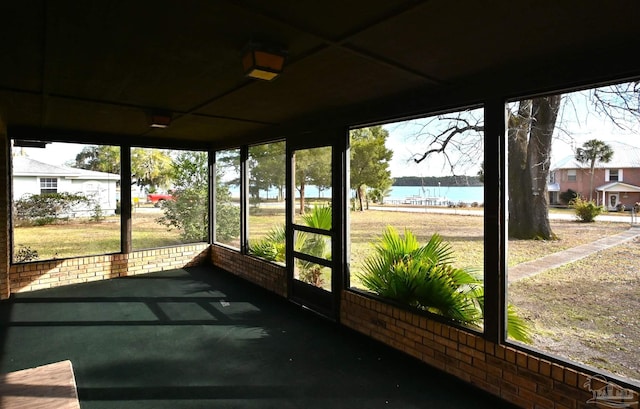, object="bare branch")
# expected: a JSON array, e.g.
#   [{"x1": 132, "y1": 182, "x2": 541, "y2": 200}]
[
  {"x1": 590, "y1": 82, "x2": 640, "y2": 130},
  {"x1": 412, "y1": 124, "x2": 484, "y2": 164}
]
